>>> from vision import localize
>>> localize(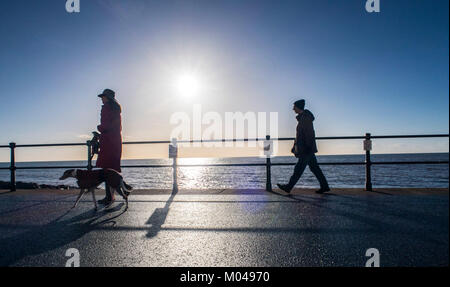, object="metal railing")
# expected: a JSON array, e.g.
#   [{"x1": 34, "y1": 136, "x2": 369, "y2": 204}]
[{"x1": 1, "y1": 133, "x2": 448, "y2": 192}]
